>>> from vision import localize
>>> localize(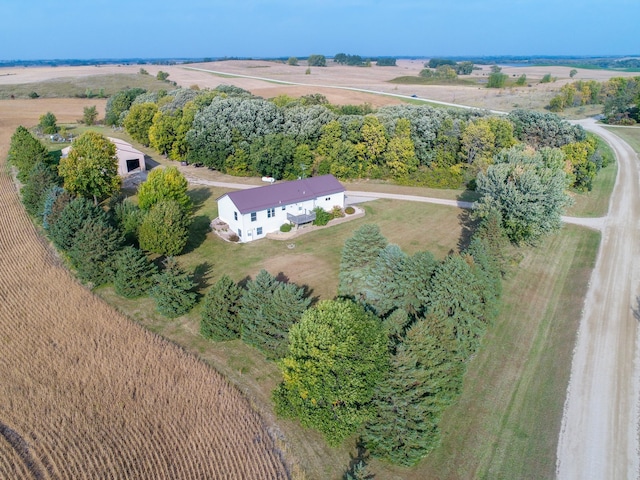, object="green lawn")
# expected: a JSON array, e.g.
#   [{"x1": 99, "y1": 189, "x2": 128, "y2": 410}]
[{"x1": 604, "y1": 125, "x2": 640, "y2": 152}]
